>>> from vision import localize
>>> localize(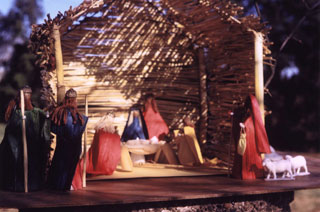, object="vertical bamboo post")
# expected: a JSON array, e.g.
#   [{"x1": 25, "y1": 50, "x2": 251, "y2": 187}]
[
  {"x1": 53, "y1": 24, "x2": 65, "y2": 104},
  {"x1": 227, "y1": 112, "x2": 234, "y2": 177},
  {"x1": 20, "y1": 90, "x2": 28, "y2": 193},
  {"x1": 197, "y1": 47, "x2": 208, "y2": 144},
  {"x1": 253, "y1": 32, "x2": 265, "y2": 123},
  {"x1": 82, "y1": 95, "x2": 88, "y2": 187}
]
